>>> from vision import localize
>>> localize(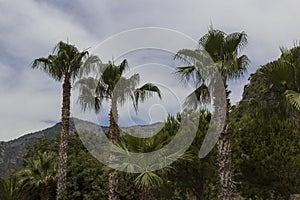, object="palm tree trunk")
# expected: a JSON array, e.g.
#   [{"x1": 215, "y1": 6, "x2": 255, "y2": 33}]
[
  {"x1": 109, "y1": 98, "x2": 119, "y2": 142},
  {"x1": 109, "y1": 171, "x2": 118, "y2": 200},
  {"x1": 56, "y1": 74, "x2": 71, "y2": 200},
  {"x1": 140, "y1": 187, "x2": 154, "y2": 200},
  {"x1": 108, "y1": 98, "x2": 119, "y2": 200},
  {"x1": 41, "y1": 185, "x2": 50, "y2": 200},
  {"x1": 217, "y1": 84, "x2": 236, "y2": 200}
]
